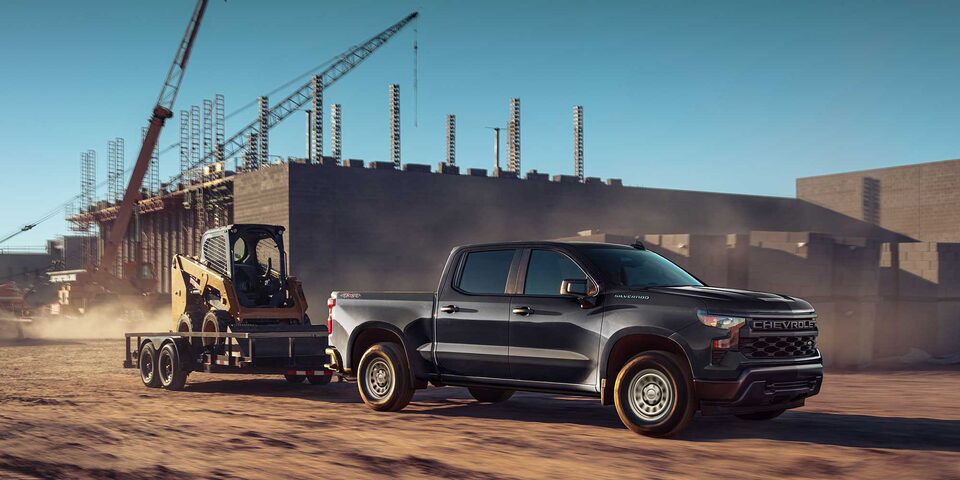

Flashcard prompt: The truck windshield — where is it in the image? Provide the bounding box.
[579,246,702,289]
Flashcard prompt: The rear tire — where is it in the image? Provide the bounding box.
[613,350,695,437]
[284,374,306,383]
[158,343,188,391]
[468,387,514,403]
[139,342,161,388]
[736,409,786,421]
[357,342,415,412]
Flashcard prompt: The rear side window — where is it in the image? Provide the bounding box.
[524,250,587,296]
[458,250,516,295]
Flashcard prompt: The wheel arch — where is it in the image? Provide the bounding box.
[600,328,695,406]
[348,322,413,371]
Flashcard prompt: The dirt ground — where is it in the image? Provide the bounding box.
[0,339,958,479]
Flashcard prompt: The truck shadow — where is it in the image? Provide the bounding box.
[683,411,960,451]
[407,392,960,452]
[183,377,360,404]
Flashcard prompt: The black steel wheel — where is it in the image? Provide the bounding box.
[613,351,695,437]
[139,342,161,388]
[468,387,514,403]
[736,409,786,421]
[357,342,415,412]
[158,343,188,391]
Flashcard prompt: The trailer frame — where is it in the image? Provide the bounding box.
[123,329,331,377]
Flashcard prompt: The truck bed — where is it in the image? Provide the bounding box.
[330,291,436,373]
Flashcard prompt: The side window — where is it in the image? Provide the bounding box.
[524,250,587,296]
[458,249,516,295]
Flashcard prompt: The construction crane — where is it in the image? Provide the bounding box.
[47,0,210,316]
[172,11,419,182]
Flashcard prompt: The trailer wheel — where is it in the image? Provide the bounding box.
[306,373,331,385]
[138,342,161,388]
[468,387,514,403]
[284,374,306,383]
[613,350,695,438]
[357,342,415,412]
[158,343,188,391]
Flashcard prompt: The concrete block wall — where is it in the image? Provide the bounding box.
[798,159,960,242]
[642,234,728,286]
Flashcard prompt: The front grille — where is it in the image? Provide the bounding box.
[740,335,817,359]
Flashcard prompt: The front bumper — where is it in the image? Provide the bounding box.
[694,363,823,416]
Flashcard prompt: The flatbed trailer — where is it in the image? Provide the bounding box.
[123,328,332,390]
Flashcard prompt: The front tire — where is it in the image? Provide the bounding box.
[158,343,188,391]
[613,351,695,437]
[357,342,415,412]
[468,387,514,403]
[139,342,161,388]
[736,409,786,421]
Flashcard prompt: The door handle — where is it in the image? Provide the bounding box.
[440,305,460,314]
[512,306,534,316]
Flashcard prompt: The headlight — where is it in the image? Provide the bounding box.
[698,311,746,329]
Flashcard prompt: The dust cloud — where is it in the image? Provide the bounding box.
[19,302,168,340]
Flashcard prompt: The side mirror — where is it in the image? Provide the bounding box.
[561,278,599,309]
[560,279,588,296]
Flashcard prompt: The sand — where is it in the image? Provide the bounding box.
[0,339,958,479]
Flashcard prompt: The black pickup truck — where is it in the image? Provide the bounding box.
[324,241,822,437]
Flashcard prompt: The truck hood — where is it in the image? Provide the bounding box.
[641,285,814,315]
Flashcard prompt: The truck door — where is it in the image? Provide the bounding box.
[508,248,601,386]
[434,248,520,379]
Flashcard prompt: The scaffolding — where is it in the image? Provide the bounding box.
[190,104,201,182]
[179,109,190,180]
[446,114,456,165]
[508,98,521,174]
[203,99,213,165]
[311,75,323,163]
[215,94,225,166]
[331,104,342,164]
[390,84,401,168]
[244,132,259,171]
[107,137,125,202]
[258,96,269,167]
[574,105,584,182]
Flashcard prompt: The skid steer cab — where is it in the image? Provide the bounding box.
[172,224,313,335]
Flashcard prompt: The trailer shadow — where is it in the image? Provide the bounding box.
[183,377,361,404]
[406,391,960,452]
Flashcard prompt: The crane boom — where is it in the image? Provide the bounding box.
[172,11,418,182]
[98,0,209,274]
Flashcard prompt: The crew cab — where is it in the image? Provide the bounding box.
[324,241,823,437]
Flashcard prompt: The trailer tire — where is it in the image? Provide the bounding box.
[139,342,161,388]
[284,374,306,383]
[357,342,415,412]
[306,374,331,385]
[158,343,188,391]
[468,387,514,403]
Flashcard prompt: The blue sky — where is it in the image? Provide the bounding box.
[2,0,959,245]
